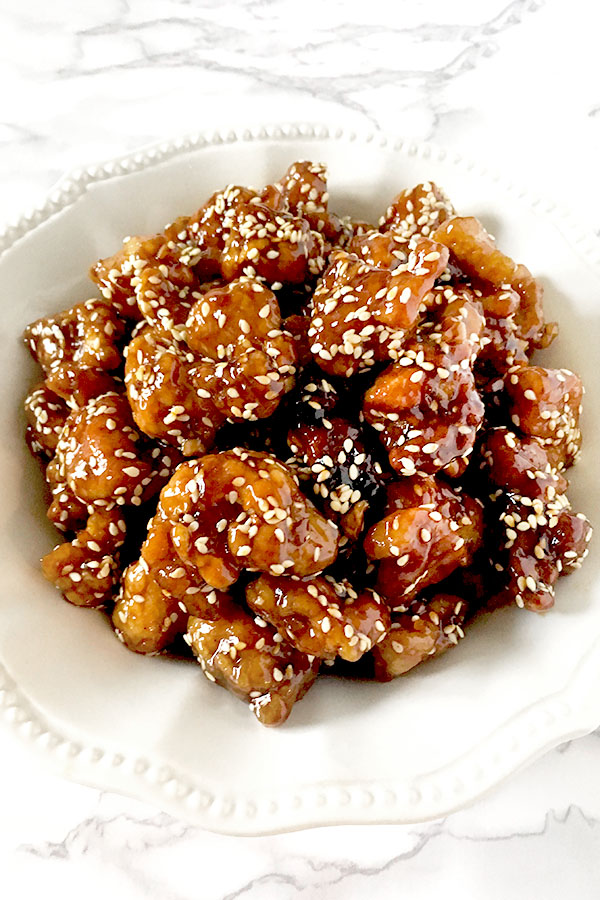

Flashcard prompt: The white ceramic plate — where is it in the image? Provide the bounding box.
[1,124,598,835]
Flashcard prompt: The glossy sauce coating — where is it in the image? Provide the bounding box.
[503,364,582,469]
[364,293,485,477]
[41,508,126,607]
[379,181,455,240]
[307,237,449,377]
[433,216,556,350]
[372,593,467,680]
[24,298,126,403]
[23,160,592,726]
[187,594,320,727]
[246,573,390,662]
[364,477,483,607]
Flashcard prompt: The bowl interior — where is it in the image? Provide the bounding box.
[1,132,599,830]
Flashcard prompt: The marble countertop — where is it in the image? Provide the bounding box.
[2,0,600,896]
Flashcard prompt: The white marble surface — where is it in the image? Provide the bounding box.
[2,0,600,896]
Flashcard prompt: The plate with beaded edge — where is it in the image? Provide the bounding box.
[0,123,598,834]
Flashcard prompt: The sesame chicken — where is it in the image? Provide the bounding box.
[503,364,583,469]
[90,233,172,319]
[363,294,485,477]
[491,494,591,612]
[380,181,456,239]
[372,593,467,680]
[24,382,69,457]
[222,199,326,285]
[186,277,297,421]
[156,449,339,590]
[480,427,568,502]
[308,236,449,378]
[53,392,154,508]
[23,161,592,725]
[113,544,231,655]
[364,478,483,607]
[433,215,557,350]
[41,508,126,608]
[125,276,297,455]
[124,326,225,456]
[260,159,346,247]
[480,423,592,612]
[246,573,390,662]
[187,595,320,727]
[24,298,126,405]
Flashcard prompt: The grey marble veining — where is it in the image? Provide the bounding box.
[1,1,600,897]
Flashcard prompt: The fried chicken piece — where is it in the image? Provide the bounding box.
[41,508,126,607]
[24,383,69,458]
[364,477,483,607]
[164,185,258,275]
[187,595,320,726]
[308,237,449,377]
[433,215,556,349]
[481,424,592,612]
[480,427,568,502]
[380,181,455,240]
[24,298,126,404]
[372,593,466,680]
[125,327,224,456]
[153,449,339,591]
[222,199,326,285]
[504,365,583,469]
[475,285,530,388]
[260,159,345,246]
[113,549,228,654]
[364,293,485,477]
[246,573,389,662]
[54,392,153,507]
[134,258,198,336]
[186,277,297,420]
[493,494,592,612]
[126,277,298,455]
[90,233,168,319]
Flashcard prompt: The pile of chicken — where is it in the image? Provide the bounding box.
[24,161,592,726]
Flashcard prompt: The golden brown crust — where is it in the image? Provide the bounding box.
[21,162,592,726]
[372,594,467,680]
[246,573,390,662]
[187,596,320,727]
[364,478,483,606]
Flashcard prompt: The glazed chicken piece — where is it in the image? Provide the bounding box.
[308,237,449,378]
[433,215,556,350]
[157,449,339,590]
[246,573,390,662]
[363,292,485,478]
[187,595,320,727]
[41,508,126,608]
[24,298,126,404]
[364,477,483,607]
[481,425,592,612]
[125,277,297,455]
[24,382,69,458]
[372,593,467,680]
[503,364,583,469]
[379,181,455,240]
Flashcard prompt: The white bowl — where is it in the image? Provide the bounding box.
[1,124,598,835]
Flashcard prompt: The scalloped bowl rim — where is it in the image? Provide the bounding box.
[1,122,599,835]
